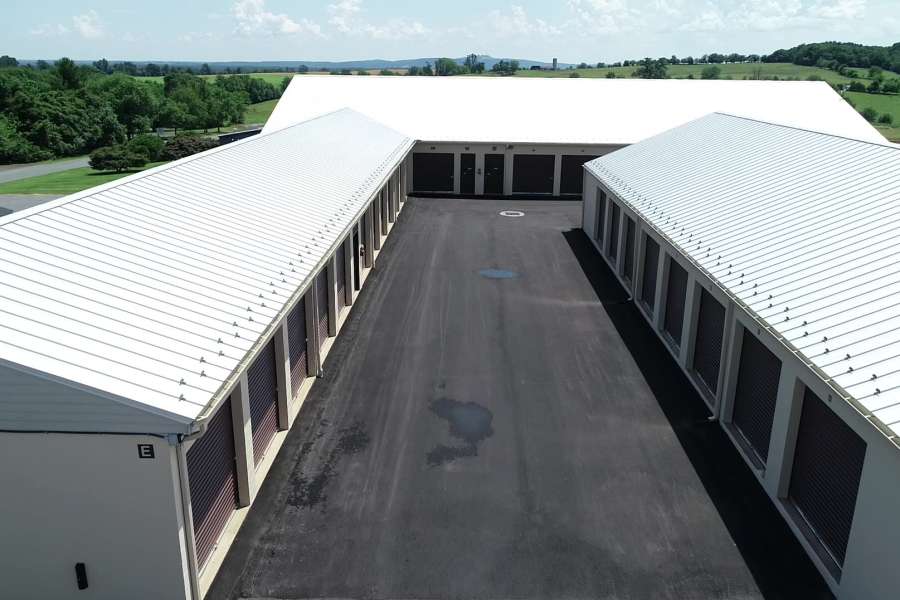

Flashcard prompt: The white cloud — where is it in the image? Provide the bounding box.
[490,5,562,37]
[179,31,220,43]
[328,0,430,40]
[72,10,104,39]
[328,0,363,34]
[566,0,638,35]
[808,0,866,19]
[674,0,865,32]
[29,23,69,37]
[231,0,323,37]
[362,19,430,40]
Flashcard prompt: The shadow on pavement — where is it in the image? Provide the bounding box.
[562,228,834,600]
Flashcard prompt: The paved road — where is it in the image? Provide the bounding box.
[211,199,832,600]
[0,195,63,216]
[0,157,89,185]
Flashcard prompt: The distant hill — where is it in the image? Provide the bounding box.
[19,55,571,71]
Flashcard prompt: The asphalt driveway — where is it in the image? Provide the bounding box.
[210,198,831,600]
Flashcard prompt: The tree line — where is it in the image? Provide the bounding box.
[766,42,900,75]
[0,57,288,164]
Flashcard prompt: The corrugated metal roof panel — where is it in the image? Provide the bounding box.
[264,76,884,145]
[585,113,900,439]
[0,108,413,428]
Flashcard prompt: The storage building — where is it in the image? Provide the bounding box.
[581,112,900,600]
[264,76,881,198]
[0,108,412,600]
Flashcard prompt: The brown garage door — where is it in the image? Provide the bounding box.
[560,155,599,195]
[692,289,726,395]
[622,217,636,282]
[412,153,454,192]
[663,259,688,348]
[287,297,308,395]
[789,388,866,567]
[248,339,279,465]
[187,399,238,568]
[512,154,554,194]
[732,330,782,464]
[316,268,330,348]
[595,189,606,244]
[640,235,660,312]
[336,241,347,311]
[608,203,620,260]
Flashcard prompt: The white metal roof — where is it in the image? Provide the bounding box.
[264,75,884,145]
[585,113,900,440]
[0,108,412,429]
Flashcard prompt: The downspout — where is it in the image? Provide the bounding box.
[173,418,209,600]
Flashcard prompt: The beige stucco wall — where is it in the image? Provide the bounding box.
[0,432,191,600]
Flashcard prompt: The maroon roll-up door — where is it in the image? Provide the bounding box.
[789,388,866,567]
[732,330,782,464]
[595,189,606,244]
[248,339,279,465]
[352,228,361,290]
[287,297,308,395]
[608,203,620,260]
[316,268,330,348]
[187,399,238,569]
[692,289,726,395]
[641,235,660,312]
[336,242,347,311]
[623,217,636,282]
[663,259,688,348]
[380,191,389,235]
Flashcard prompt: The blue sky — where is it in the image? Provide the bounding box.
[4,1,898,63]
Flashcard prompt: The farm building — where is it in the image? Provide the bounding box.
[582,112,900,599]
[265,76,881,197]
[0,76,897,600]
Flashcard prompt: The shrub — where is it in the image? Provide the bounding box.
[162,135,219,161]
[89,145,146,172]
[569,72,581,78]
[882,80,900,94]
[0,115,52,163]
[127,133,164,162]
[605,71,616,78]
[700,65,721,80]
[861,107,879,122]
[848,80,866,93]
[878,113,894,125]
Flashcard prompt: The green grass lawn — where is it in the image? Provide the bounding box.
[844,91,900,142]
[509,63,861,84]
[0,162,166,195]
[244,99,279,125]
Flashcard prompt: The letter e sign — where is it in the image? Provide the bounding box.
[137,444,155,459]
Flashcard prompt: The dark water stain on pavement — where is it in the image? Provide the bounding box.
[479,268,519,279]
[427,397,494,467]
[287,422,370,509]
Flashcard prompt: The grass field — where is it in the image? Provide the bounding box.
[845,91,900,141]
[244,99,278,125]
[0,162,166,195]
[510,63,867,84]
[136,72,291,86]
